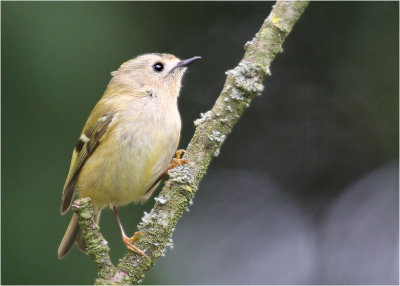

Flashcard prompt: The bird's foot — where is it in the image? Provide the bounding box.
[122,231,150,260]
[168,149,190,170]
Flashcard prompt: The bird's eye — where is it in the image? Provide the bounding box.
[153,62,164,72]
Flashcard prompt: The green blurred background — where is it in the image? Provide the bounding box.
[2,1,398,284]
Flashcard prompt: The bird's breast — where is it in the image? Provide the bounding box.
[77,101,181,209]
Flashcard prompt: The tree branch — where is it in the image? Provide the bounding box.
[72,198,117,280]
[72,1,309,284]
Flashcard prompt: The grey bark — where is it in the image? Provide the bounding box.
[72,1,310,284]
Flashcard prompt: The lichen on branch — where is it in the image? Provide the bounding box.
[72,1,309,284]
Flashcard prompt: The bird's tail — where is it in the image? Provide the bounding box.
[58,210,101,259]
[58,212,81,259]
[58,209,101,259]
[58,213,95,259]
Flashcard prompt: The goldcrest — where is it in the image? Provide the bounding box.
[58,53,201,259]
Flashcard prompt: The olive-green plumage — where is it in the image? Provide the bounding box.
[58,53,200,258]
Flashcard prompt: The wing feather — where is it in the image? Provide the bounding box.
[60,113,115,214]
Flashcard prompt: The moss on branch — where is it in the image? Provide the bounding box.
[72,1,309,284]
[72,198,116,281]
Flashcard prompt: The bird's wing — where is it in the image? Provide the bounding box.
[60,112,115,214]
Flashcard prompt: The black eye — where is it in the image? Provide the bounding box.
[153,62,164,72]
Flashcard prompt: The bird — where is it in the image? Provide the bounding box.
[58,53,201,259]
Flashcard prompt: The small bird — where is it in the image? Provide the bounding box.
[58,53,201,259]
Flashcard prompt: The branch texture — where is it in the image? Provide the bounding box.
[72,198,116,280]
[72,1,309,284]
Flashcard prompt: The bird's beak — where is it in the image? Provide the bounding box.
[173,56,202,71]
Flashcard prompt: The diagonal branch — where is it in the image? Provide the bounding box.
[72,198,116,280]
[72,1,309,284]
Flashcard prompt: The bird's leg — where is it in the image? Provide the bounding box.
[112,206,149,260]
[168,149,190,170]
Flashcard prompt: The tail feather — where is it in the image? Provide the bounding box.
[58,210,101,259]
[58,213,80,259]
[75,231,87,254]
